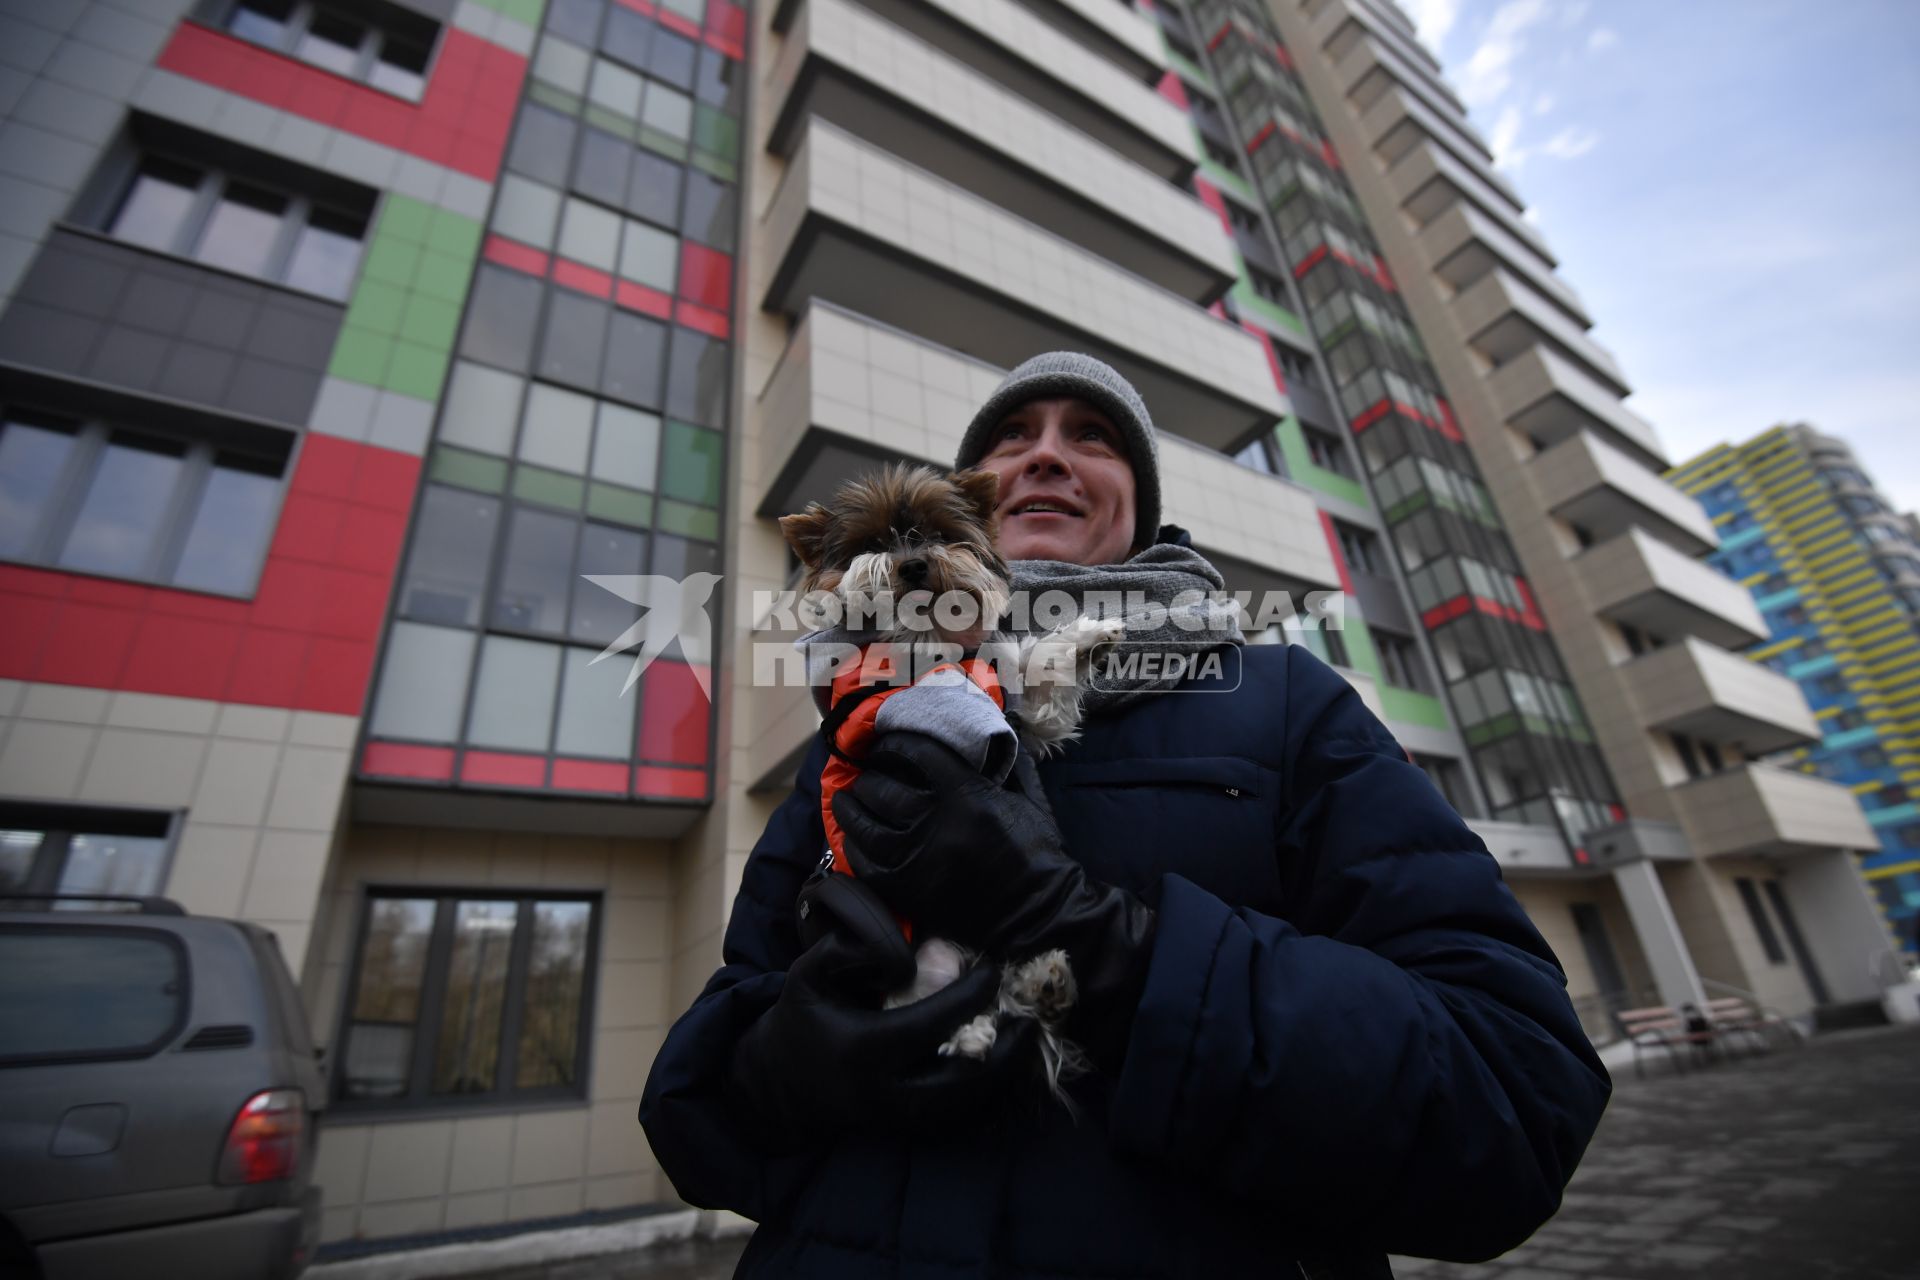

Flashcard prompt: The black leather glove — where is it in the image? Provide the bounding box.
[832,733,1157,1072]
[729,882,1040,1146]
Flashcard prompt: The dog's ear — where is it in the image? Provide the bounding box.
[951,468,1000,523]
[778,504,832,567]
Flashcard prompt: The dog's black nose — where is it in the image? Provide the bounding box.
[898,557,928,584]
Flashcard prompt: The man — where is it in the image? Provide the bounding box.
[641,353,1610,1278]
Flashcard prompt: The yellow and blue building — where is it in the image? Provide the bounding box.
[1671,424,1920,954]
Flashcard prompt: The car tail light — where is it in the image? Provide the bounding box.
[217,1089,305,1185]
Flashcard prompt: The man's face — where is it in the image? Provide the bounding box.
[977,397,1137,565]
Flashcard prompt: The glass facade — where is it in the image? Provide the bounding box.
[1170,0,1619,845]
[358,0,743,803]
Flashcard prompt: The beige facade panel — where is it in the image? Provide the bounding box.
[767,0,1235,302]
[1484,346,1666,470]
[1620,637,1821,756]
[1576,528,1769,649]
[308,824,674,1244]
[1468,817,1584,876]
[1531,430,1717,555]
[0,682,352,978]
[1418,202,1589,326]
[813,0,1195,179]
[1450,269,1627,397]
[761,123,1287,451]
[1030,0,1169,82]
[1385,137,1554,265]
[1669,764,1877,859]
[756,304,1339,591]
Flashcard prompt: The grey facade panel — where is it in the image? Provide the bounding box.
[1349,565,1411,633]
[0,230,340,427]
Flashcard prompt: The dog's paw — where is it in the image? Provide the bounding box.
[938,1013,998,1059]
[1003,950,1077,1024]
[1069,614,1127,652]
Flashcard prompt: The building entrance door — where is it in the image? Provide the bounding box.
[1571,902,1628,1010]
[1765,880,1832,1005]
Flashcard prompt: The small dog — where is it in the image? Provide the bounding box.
[779,463,1118,1103]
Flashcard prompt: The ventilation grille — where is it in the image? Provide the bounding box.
[181,1025,254,1051]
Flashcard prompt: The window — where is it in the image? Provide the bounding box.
[1201,137,1242,175]
[0,805,175,904]
[0,928,186,1065]
[1334,520,1380,574]
[216,0,438,100]
[1411,754,1477,817]
[1832,709,1867,731]
[1374,631,1428,692]
[1302,425,1354,479]
[101,149,370,300]
[1856,746,1889,769]
[1283,613,1348,668]
[0,406,291,596]
[1233,434,1279,475]
[1246,265,1290,308]
[1225,200,1262,237]
[1900,825,1920,851]
[1877,784,1909,809]
[1734,877,1787,965]
[335,892,598,1108]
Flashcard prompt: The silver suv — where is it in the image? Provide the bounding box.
[0,896,324,1280]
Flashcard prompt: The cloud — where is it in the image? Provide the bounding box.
[1458,0,1549,106]
[1539,125,1601,159]
[1588,27,1619,52]
[1533,92,1555,115]
[1488,105,1527,167]
[1399,0,1462,48]
[1561,0,1590,24]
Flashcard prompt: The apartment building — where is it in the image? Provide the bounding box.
[1671,424,1920,956]
[0,0,1897,1248]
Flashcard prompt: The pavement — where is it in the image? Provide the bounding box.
[442,1024,1920,1280]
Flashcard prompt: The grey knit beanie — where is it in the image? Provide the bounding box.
[953,352,1161,552]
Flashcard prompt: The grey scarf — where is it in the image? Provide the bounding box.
[1009,543,1245,717]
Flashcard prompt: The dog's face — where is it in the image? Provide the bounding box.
[779,464,1011,647]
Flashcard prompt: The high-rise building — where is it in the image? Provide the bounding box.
[0,0,1899,1247]
[1671,423,1920,955]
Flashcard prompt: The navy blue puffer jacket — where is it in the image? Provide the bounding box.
[640,644,1610,1277]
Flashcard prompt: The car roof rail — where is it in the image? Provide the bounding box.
[0,894,188,915]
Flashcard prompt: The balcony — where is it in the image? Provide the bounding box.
[1531,430,1717,554]
[1468,817,1582,877]
[1485,346,1667,471]
[756,304,1341,600]
[1452,269,1628,397]
[1361,83,1519,214]
[768,0,1236,303]
[1385,138,1553,264]
[1670,764,1876,859]
[1418,201,1590,326]
[1576,528,1768,649]
[1009,0,1168,83]
[1621,637,1820,756]
[761,122,1287,453]
[1158,433,1343,597]
[800,0,1195,180]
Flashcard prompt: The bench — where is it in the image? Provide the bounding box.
[1613,1004,1719,1078]
[1700,995,1796,1056]
[1614,998,1793,1077]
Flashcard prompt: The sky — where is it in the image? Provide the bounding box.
[1393,0,1920,510]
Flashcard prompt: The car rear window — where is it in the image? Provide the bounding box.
[0,927,187,1064]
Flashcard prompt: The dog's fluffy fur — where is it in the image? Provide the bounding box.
[780,464,1115,1107]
